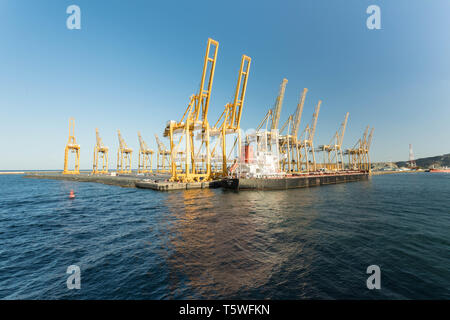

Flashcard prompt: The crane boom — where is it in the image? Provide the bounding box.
[95,128,105,148]
[229,55,251,130]
[118,130,128,149]
[309,100,321,142]
[362,126,369,149]
[138,131,150,151]
[154,134,167,152]
[367,128,374,150]
[338,112,349,147]
[292,88,308,138]
[271,78,288,131]
[192,38,219,123]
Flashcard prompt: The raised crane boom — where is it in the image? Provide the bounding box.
[271,78,288,131]
[362,126,369,148]
[137,131,153,173]
[155,134,167,152]
[366,128,374,151]
[117,130,132,174]
[118,130,129,150]
[212,55,251,132]
[138,131,150,152]
[95,128,106,149]
[228,54,251,130]
[178,38,219,125]
[92,128,109,174]
[309,100,321,142]
[338,112,349,147]
[292,88,308,138]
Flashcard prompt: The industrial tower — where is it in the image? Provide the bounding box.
[63,117,80,175]
[138,132,154,173]
[117,130,132,174]
[92,128,109,174]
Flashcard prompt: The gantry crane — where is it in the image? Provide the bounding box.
[279,88,308,173]
[257,79,288,135]
[154,134,171,173]
[63,117,80,175]
[210,54,251,177]
[117,130,132,174]
[92,128,108,174]
[363,128,374,172]
[254,79,288,164]
[271,78,288,132]
[163,38,219,182]
[138,132,154,174]
[298,100,321,172]
[317,112,349,171]
[345,126,369,171]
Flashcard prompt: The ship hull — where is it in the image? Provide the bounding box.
[223,172,369,191]
[429,169,450,173]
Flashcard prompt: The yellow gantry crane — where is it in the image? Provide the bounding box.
[257,79,289,134]
[317,112,349,171]
[117,130,132,174]
[154,134,171,173]
[298,100,321,172]
[137,131,154,174]
[345,126,373,171]
[363,127,374,172]
[255,78,288,163]
[92,128,109,174]
[63,117,80,175]
[271,78,288,133]
[210,54,251,177]
[279,88,308,173]
[163,38,219,182]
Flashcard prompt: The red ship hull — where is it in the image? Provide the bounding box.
[429,169,450,173]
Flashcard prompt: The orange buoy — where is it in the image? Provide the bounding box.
[69,190,75,199]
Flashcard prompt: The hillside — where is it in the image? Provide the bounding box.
[395,153,450,168]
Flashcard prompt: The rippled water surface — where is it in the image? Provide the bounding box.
[0,173,449,299]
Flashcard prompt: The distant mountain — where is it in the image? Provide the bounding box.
[395,153,450,168]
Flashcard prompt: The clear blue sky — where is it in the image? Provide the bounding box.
[0,0,449,170]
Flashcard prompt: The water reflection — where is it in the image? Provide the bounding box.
[163,188,321,298]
